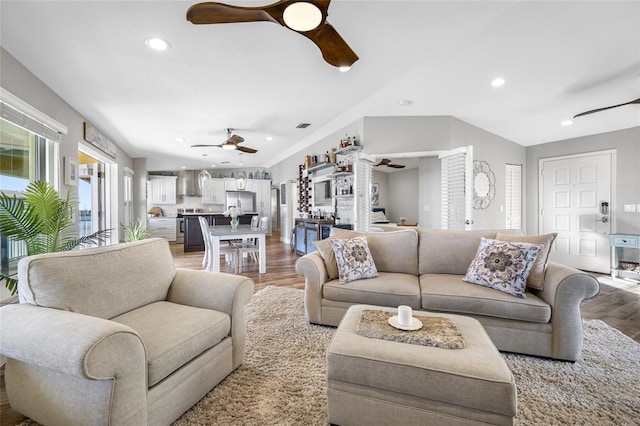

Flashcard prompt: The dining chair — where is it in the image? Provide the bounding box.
[233,216,269,273]
[198,216,237,272]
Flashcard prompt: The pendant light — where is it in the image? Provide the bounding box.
[198,154,211,189]
[235,171,247,190]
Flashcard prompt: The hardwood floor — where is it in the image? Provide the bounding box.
[1,231,639,425]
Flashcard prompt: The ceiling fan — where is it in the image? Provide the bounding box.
[374,159,405,169]
[191,129,258,153]
[574,97,640,118]
[186,0,359,70]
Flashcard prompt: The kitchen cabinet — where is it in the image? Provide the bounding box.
[295,218,333,255]
[148,176,177,205]
[246,179,271,215]
[147,217,176,241]
[202,179,225,205]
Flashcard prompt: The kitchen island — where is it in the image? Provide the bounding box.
[183,213,257,252]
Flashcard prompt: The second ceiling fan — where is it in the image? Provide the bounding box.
[191,129,258,153]
[186,0,359,70]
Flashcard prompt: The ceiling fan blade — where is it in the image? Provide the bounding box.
[301,23,359,68]
[236,145,258,154]
[389,164,406,169]
[187,2,276,25]
[228,134,244,144]
[574,97,640,118]
[190,144,223,148]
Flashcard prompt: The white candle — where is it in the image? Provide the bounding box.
[398,305,412,326]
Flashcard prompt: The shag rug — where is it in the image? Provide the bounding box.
[17,286,640,425]
[174,286,640,425]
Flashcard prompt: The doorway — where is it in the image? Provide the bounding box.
[539,150,615,273]
[78,152,106,240]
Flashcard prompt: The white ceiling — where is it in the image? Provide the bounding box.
[1,1,639,172]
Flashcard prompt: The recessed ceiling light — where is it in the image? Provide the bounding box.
[561,120,573,126]
[266,136,274,141]
[144,37,171,51]
[210,164,216,168]
[175,137,186,143]
[491,77,506,87]
[181,166,187,169]
[398,99,413,107]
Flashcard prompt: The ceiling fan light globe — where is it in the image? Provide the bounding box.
[283,2,323,32]
[222,143,237,150]
[338,66,351,72]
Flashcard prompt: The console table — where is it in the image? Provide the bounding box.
[609,233,640,280]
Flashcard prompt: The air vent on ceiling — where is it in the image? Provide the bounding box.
[296,123,311,129]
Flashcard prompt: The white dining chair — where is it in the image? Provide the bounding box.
[198,216,237,272]
[233,216,269,273]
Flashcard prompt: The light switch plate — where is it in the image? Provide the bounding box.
[623,204,637,213]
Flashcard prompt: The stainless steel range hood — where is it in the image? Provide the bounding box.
[177,170,202,197]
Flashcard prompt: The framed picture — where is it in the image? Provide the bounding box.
[371,183,379,206]
[65,156,78,186]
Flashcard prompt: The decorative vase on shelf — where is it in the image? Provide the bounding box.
[230,217,239,230]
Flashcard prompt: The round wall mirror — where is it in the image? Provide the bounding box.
[473,160,495,209]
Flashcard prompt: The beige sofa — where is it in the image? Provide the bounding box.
[295,228,600,361]
[0,238,254,426]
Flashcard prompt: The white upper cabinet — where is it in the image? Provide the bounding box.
[148,176,177,205]
[202,179,226,205]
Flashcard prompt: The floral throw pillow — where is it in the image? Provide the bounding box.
[464,238,543,298]
[329,236,378,284]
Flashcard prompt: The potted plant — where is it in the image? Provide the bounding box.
[0,180,111,295]
[121,218,149,242]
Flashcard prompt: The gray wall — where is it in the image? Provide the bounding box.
[386,168,419,224]
[526,126,640,235]
[1,47,134,239]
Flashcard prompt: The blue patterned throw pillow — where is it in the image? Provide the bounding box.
[329,236,378,284]
[464,238,543,298]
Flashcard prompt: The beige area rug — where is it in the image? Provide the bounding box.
[18,286,640,425]
[175,286,640,426]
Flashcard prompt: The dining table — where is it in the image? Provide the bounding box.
[209,225,268,273]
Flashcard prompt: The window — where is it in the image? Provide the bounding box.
[505,164,522,229]
[0,118,47,193]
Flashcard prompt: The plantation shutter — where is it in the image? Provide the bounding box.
[440,147,472,230]
[353,157,372,231]
[505,163,522,229]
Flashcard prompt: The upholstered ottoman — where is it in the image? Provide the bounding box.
[327,305,517,426]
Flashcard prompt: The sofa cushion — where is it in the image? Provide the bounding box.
[313,239,340,279]
[112,301,230,387]
[323,272,421,309]
[18,238,176,319]
[418,229,522,275]
[330,236,378,284]
[329,228,419,275]
[463,238,543,298]
[421,274,551,323]
[495,232,557,291]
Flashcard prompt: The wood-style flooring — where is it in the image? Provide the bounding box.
[2,231,639,425]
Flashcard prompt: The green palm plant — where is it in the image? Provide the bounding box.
[0,180,111,295]
[121,218,149,242]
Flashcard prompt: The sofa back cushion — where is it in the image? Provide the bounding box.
[418,229,522,275]
[327,228,419,275]
[18,238,176,319]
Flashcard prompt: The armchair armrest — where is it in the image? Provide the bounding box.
[167,269,254,368]
[0,304,147,424]
[538,262,600,360]
[295,252,329,324]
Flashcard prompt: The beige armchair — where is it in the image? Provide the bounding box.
[0,238,253,426]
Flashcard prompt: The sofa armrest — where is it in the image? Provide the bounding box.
[538,262,600,360]
[295,252,329,324]
[0,304,147,424]
[167,269,254,368]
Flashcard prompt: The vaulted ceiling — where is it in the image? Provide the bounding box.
[1,1,639,171]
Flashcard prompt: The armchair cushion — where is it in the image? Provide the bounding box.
[18,238,176,319]
[112,301,230,387]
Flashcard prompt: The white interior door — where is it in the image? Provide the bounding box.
[440,146,473,230]
[540,151,614,273]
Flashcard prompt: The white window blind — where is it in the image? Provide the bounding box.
[440,149,469,230]
[353,157,372,231]
[505,163,522,230]
[0,88,67,142]
[123,167,134,228]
